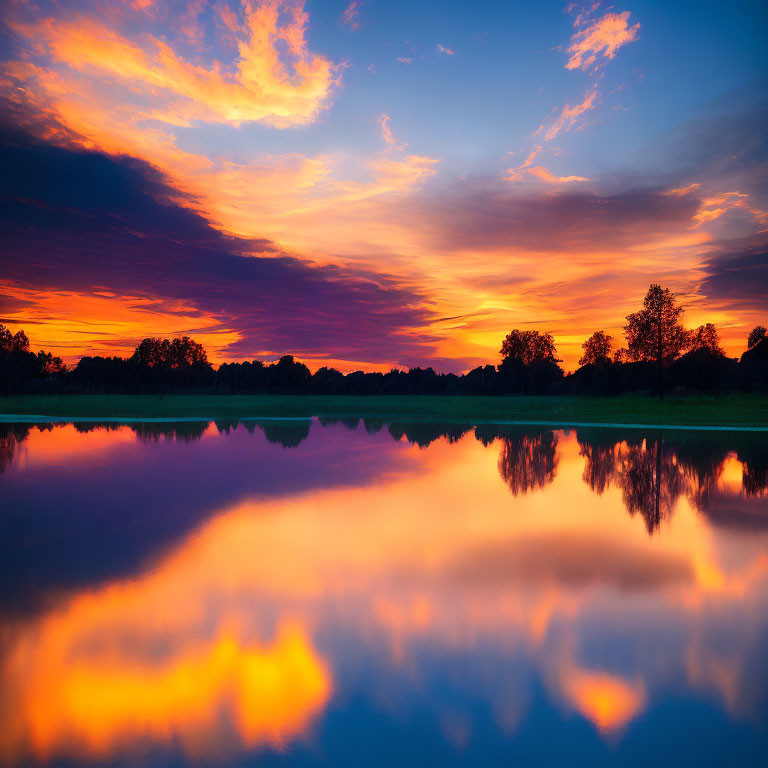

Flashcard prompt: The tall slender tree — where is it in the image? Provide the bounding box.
[624,285,689,400]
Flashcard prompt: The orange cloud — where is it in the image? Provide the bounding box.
[693,191,768,227]
[526,166,589,184]
[663,182,701,197]
[437,44,455,55]
[7,1,339,129]
[536,88,599,141]
[507,165,589,184]
[378,112,405,147]
[367,154,439,191]
[565,11,641,71]
[520,144,543,169]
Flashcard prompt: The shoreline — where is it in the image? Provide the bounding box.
[2,413,768,431]
[2,393,768,430]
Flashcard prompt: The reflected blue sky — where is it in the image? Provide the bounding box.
[1,420,767,766]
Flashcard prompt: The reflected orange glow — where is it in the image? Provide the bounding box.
[8,424,136,469]
[1,622,329,763]
[561,669,646,732]
[1,425,767,763]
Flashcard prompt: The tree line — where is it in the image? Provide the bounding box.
[1,284,767,396]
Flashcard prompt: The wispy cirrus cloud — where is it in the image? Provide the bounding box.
[340,0,361,30]
[534,88,599,142]
[508,166,590,184]
[507,5,638,185]
[519,145,543,169]
[378,113,404,147]
[662,183,701,197]
[692,191,768,227]
[437,44,455,55]
[565,10,641,72]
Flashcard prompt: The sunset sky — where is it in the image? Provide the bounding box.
[1,0,767,372]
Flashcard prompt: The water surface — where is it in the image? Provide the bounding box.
[1,419,767,766]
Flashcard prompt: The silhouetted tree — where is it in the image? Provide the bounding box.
[670,346,736,392]
[127,335,213,392]
[3,314,767,397]
[131,337,167,367]
[497,331,563,394]
[738,336,768,392]
[0,324,67,393]
[264,355,311,392]
[500,330,559,365]
[168,336,208,367]
[689,323,724,355]
[747,325,766,350]
[217,360,266,393]
[131,336,207,368]
[579,331,613,366]
[37,350,65,375]
[613,348,629,363]
[463,364,501,395]
[0,325,30,354]
[312,366,346,394]
[625,284,689,400]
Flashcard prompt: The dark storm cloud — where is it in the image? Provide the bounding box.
[699,235,768,313]
[0,120,437,364]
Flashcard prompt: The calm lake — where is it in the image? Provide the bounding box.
[1,418,767,766]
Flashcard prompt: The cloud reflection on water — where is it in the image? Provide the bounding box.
[0,420,767,765]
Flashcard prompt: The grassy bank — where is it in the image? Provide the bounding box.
[1,393,768,427]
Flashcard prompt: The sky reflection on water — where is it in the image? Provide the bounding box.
[1,419,767,767]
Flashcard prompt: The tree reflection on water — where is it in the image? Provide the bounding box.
[1,419,767,529]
